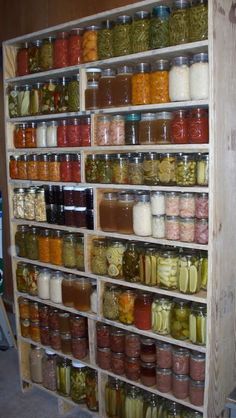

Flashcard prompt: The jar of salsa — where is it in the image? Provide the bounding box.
[114,65,133,107]
[98,68,116,108]
[171,110,189,144]
[49,229,63,266]
[71,154,81,182]
[140,338,156,362]
[96,322,110,348]
[134,292,152,330]
[188,108,209,144]
[110,328,125,353]
[17,42,29,76]
[68,28,83,66]
[125,356,141,381]
[60,154,72,182]
[54,32,68,68]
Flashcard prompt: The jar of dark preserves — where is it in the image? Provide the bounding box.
[140,338,156,363]
[96,322,111,348]
[110,328,125,353]
[140,362,156,387]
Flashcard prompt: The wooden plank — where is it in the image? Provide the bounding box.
[204,1,236,417]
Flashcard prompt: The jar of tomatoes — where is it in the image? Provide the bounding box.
[54,32,69,68]
[134,292,152,330]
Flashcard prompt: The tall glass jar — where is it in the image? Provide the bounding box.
[24,187,36,220]
[56,357,71,396]
[131,11,150,53]
[55,77,69,113]
[99,192,118,232]
[169,0,190,45]
[149,5,170,49]
[189,0,208,42]
[17,42,29,76]
[170,298,191,340]
[54,31,69,68]
[85,81,99,110]
[106,240,126,278]
[42,350,57,391]
[125,113,140,145]
[139,113,156,145]
[98,68,116,108]
[190,53,209,100]
[123,241,140,283]
[110,115,125,145]
[73,277,92,311]
[188,108,209,144]
[113,15,132,57]
[189,303,207,345]
[50,271,63,304]
[190,351,205,381]
[70,361,87,403]
[37,268,50,299]
[129,155,143,185]
[103,285,120,320]
[158,250,179,289]
[98,20,114,60]
[169,56,190,102]
[68,28,83,66]
[159,153,176,185]
[82,25,100,63]
[96,115,111,146]
[16,262,28,292]
[62,233,76,268]
[75,235,85,271]
[8,85,19,118]
[15,226,28,258]
[39,37,54,71]
[114,66,132,106]
[171,109,189,144]
[18,85,31,116]
[105,377,125,418]
[116,193,135,234]
[49,229,63,266]
[132,63,150,105]
[97,154,113,184]
[68,75,80,111]
[91,239,107,275]
[36,122,47,147]
[30,346,44,383]
[143,152,159,185]
[86,369,99,411]
[41,80,56,114]
[30,82,42,115]
[133,193,152,236]
[152,297,172,335]
[178,253,200,294]
[139,245,159,286]
[62,274,75,307]
[112,154,129,184]
[28,40,42,73]
[150,60,170,104]
[134,292,152,330]
[197,154,209,186]
[26,227,38,260]
[118,289,136,325]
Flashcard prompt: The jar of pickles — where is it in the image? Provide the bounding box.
[189,303,207,345]
[150,5,170,49]
[106,240,126,278]
[86,369,99,412]
[152,297,172,335]
[68,75,80,111]
[91,239,107,275]
[118,289,136,325]
[200,253,208,290]
[97,20,114,60]
[55,77,69,113]
[143,152,159,185]
[103,285,120,321]
[26,227,39,260]
[70,361,87,403]
[159,153,176,184]
[169,0,190,45]
[170,299,190,340]
[18,85,31,116]
[41,80,56,113]
[112,154,129,184]
[139,246,159,286]
[176,154,197,186]
[39,37,54,71]
[129,155,143,185]
[28,40,42,73]
[131,11,150,53]
[15,226,28,258]
[158,250,178,289]
[132,63,150,105]
[197,154,209,186]
[113,15,132,57]
[123,241,140,283]
[56,357,71,396]
[178,253,200,294]
[114,66,133,107]
[105,377,125,417]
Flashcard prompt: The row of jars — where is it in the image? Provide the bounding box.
[103,285,207,345]
[8,77,81,117]
[85,152,209,186]
[13,186,94,229]
[29,346,98,410]
[16,264,97,313]
[105,378,204,417]
[16,2,208,77]
[15,226,85,268]
[19,299,90,359]
[13,117,91,148]
[9,153,81,182]
[91,239,208,293]
[85,54,208,111]
[94,108,209,146]
[99,191,208,243]
[96,322,205,380]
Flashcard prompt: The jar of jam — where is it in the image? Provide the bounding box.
[18,297,30,319]
[189,379,204,406]
[124,333,140,358]
[156,368,172,393]
[68,28,82,66]
[140,338,156,363]
[188,108,209,144]
[190,351,205,381]
[54,31,68,68]
[98,68,116,108]
[114,65,132,107]
[64,206,75,227]
[110,328,125,353]
[49,309,60,331]
[72,336,88,359]
[85,81,99,110]
[132,63,150,105]
[125,113,140,145]
[140,362,156,387]
[118,289,136,325]
[172,347,190,375]
[125,356,140,381]
[17,42,29,76]
[60,154,72,182]
[96,322,110,348]
[171,110,189,144]
[134,292,152,330]
[97,347,111,370]
[156,342,172,369]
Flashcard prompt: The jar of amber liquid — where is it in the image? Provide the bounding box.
[98,68,116,108]
[62,274,76,307]
[49,230,63,266]
[85,82,99,110]
[132,63,150,105]
[116,192,135,234]
[113,65,132,106]
[99,192,118,232]
[139,113,156,145]
[150,59,170,104]
[73,278,92,312]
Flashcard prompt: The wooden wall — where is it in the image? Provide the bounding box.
[0,0,137,301]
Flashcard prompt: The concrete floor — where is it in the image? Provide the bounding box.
[0,347,96,418]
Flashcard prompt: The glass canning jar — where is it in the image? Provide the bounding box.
[190,53,209,100]
[39,37,54,71]
[156,342,172,369]
[86,68,101,83]
[125,333,141,358]
[171,109,189,144]
[62,274,75,307]
[173,373,189,399]
[24,187,36,220]
[25,227,39,260]
[68,74,80,111]
[18,154,28,180]
[21,319,30,337]
[14,124,26,148]
[189,379,205,406]
[97,154,113,184]
[140,337,156,362]
[131,11,150,53]
[150,191,165,216]
[113,15,132,57]
[154,112,173,144]
[151,297,172,335]
[70,361,87,403]
[54,31,69,68]
[139,113,156,145]
[106,239,126,278]
[62,233,76,268]
[139,245,159,286]
[18,85,31,116]
[129,155,143,185]
[55,77,69,113]
[98,68,116,108]
[38,228,50,263]
[170,298,191,340]
[179,217,195,243]
[143,152,159,185]
[103,285,120,321]
[73,278,92,312]
[114,65,133,107]
[133,193,152,237]
[70,315,87,338]
[56,357,71,397]
[30,83,42,115]
[176,154,197,186]
[134,292,153,330]
[125,356,141,381]
[27,265,39,296]
[123,241,140,283]
[36,122,47,147]
[189,0,208,42]
[13,188,25,219]
[178,253,200,294]
[156,368,172,393]
[16,262,28,292]
[158,250,179,290]
[35,188,47,222]
[159,153,176,185]
[30,346,44,383]
[85,81,99,110]
[18,297,30,319]
[169,0,190,45]
[49,230,63,266]
[97,19,114,59]
[150,60,170,104]
[48,154,60,181]
[91,239,107,276]
[189,303,207,345]
[86,369,99,412]
[97,347,111,370]
[37,268,50,299]
[196,193,208,219]
[28,40,42,73]
[140,362,156,387]
[188,108,209,144]
[116,193,135,234]
[169,56,190,102]
[68,28,83,66]
[17,42,29,76]
[96,115,111,146]
[15,226,28,258]
[112,154,129,184]
[41,80,56,114]
[50,270,63,304]
[82,25,100,63]
[99,192,118,232]
[96,322,110,348]
[150,5,170,49]
[190,351,205,381]
[197,153,209,186]
[111,351,125,375]
[26,154,38,180]
[75,235,85,271]
[110,328,125,353]
[9,155,19,179]
[42,350,57,391]
[85,154,98,183]
[125,113,140,145]
[172,346,190,375]
[60,154,72,182]
[132,63,150,105]
[8,85,19,118]
[118,289,136,325]
[57,119,68,147]
[110,115,125,145]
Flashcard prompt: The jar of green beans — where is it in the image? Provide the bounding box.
[68,74,80,111]
[98,19,114,59]
[189,0,208,42]
[169,0,190,46]
[131,11,150,53]
[149,5,170,49]
[70,361,87,403]
[113,15,132,57]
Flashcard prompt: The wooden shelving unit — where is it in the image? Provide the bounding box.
[3,1,236,417]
